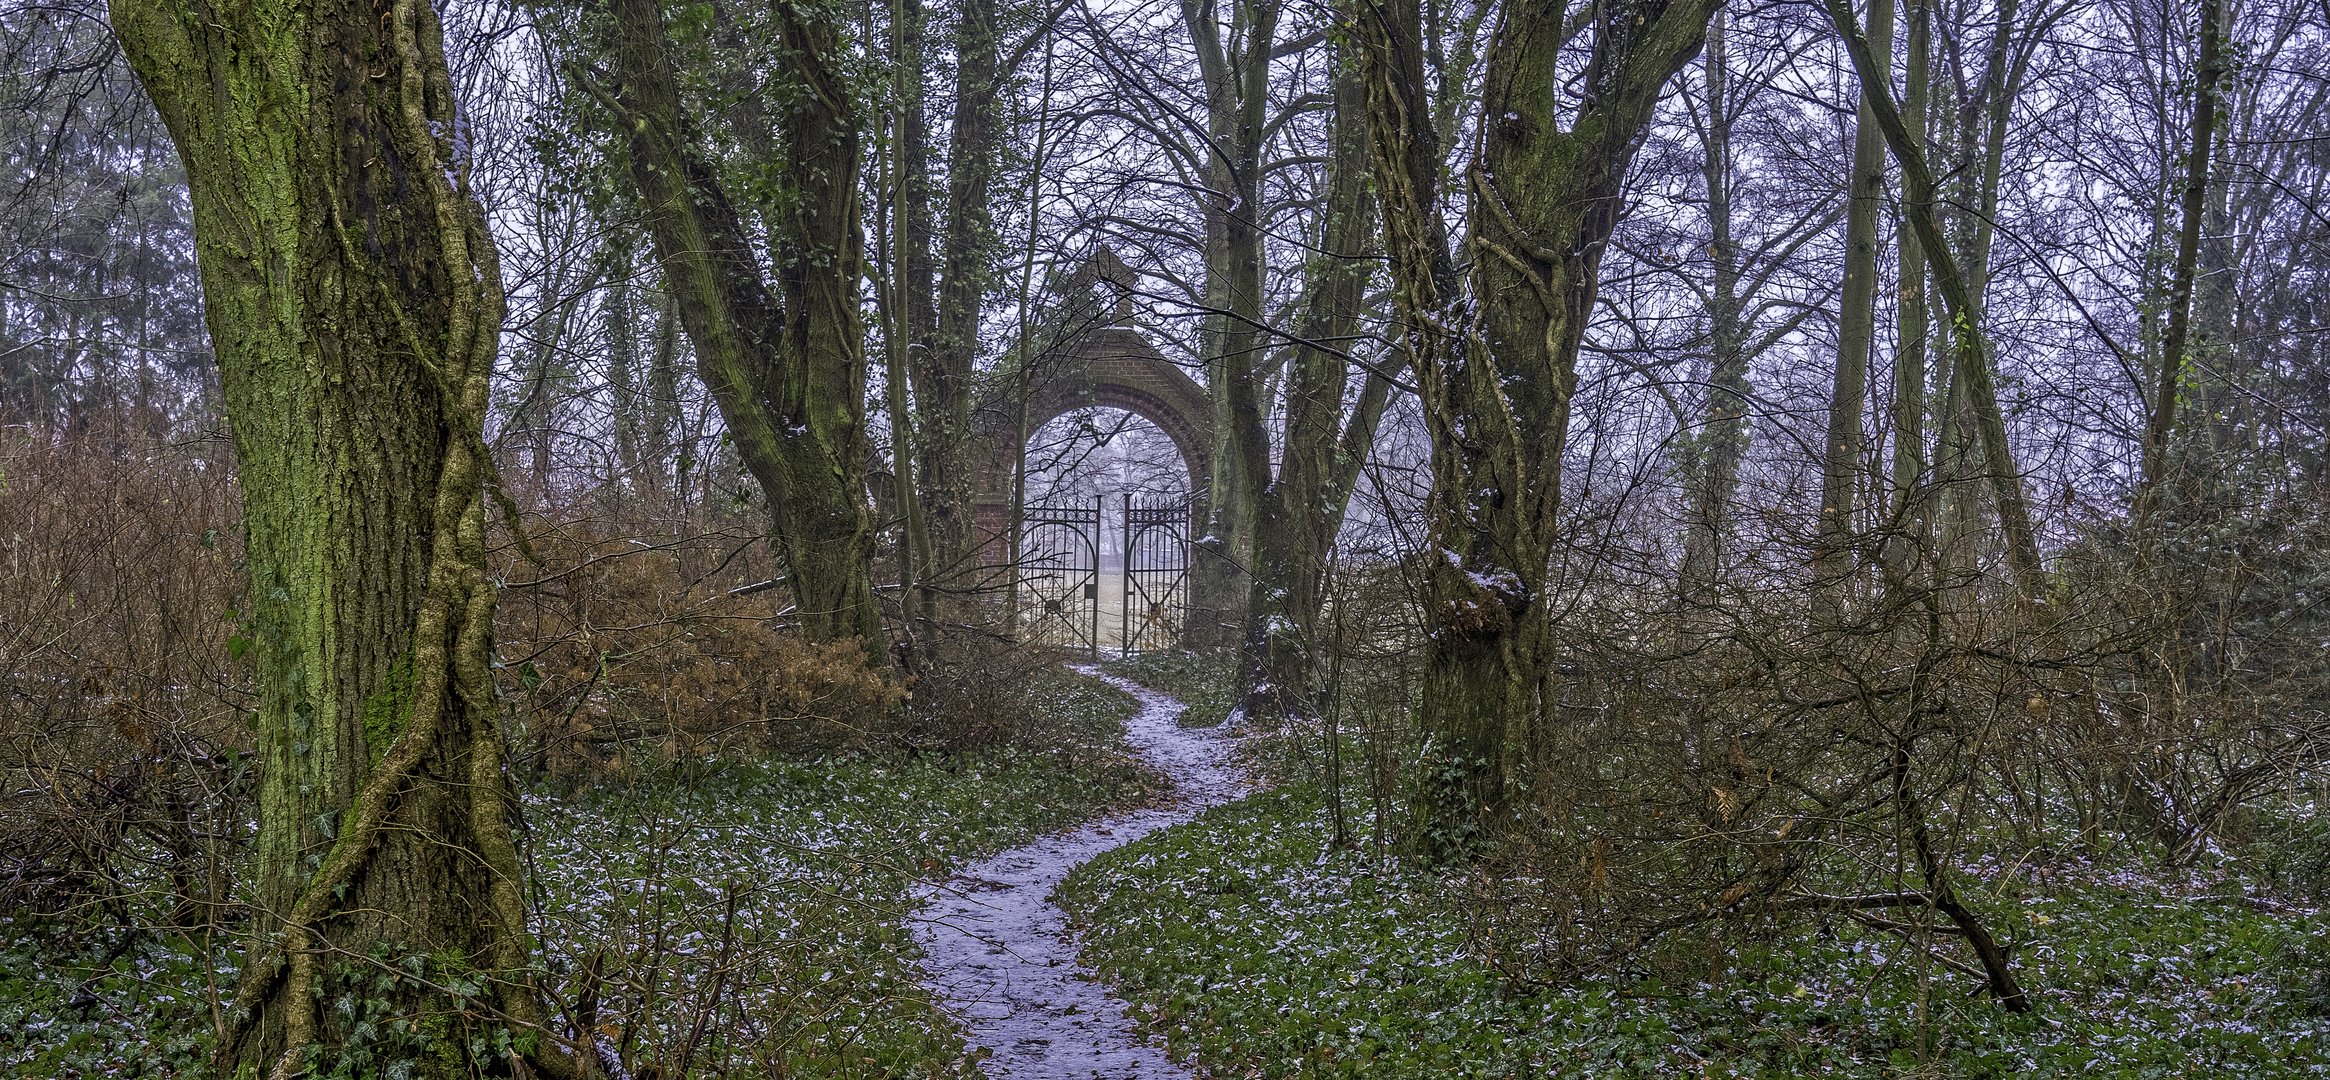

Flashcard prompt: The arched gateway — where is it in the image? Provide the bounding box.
[969,324,1212,537]
[969,253,1213,653]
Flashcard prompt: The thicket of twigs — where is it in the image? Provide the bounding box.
[0,424,1058,943]
[0,422,247,933]
[1244,462,2330,1007]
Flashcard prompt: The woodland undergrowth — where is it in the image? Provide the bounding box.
[0,432,1158,1077]
[1067,640,2330,1078]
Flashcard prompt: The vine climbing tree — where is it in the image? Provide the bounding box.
[109,0,575,1074]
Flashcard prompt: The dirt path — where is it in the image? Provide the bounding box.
[912,666,1245,1078]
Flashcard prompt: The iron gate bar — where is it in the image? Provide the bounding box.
[1120,494,1192,656]
[1018,496,1102,655]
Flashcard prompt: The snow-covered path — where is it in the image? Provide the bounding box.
[912,666,1245,1078]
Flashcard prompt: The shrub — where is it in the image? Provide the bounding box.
[0,423,250,929]
[494,513,904,779]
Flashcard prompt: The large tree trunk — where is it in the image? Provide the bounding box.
[1184,0,1279,648]
[920,0,1004,603]
[869,0,948,650]
[1240,54,1387,724]
[1882,0,1933,564]
[1352,0,1720,855]
[598,0,887,651]
[877,0,939,651]
[111,1,570,1075]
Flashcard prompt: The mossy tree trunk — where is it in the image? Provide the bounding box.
[595,0,887,651]
[1351,0,1720,856]
[110,1,572,1075]
[875,0,940,651]
[919,0,1004,609]
[870,0,1004,641]
[1183,0,1281,648]
[1239,54,1389,725]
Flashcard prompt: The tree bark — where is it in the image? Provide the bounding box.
[1240,52,1386,724]
[597,0,888,651]
[877,0,939,649]
[1184,0,1280,648]
[1883,0,1933,556]
[920,0,1004,600]
[1815,0,1895,609]
[1351,0,1721,855]
[1823,0,2047,605]
[111,1,571,1074]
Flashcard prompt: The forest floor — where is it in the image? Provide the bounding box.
[1064,653,2330,1079]
[912,666,1245,1077]
[2,667,1160,1078]
[12,656,2330,1078]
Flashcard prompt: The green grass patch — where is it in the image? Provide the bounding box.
[1059,782,2330,1079]
[527,666,1155,1076]
[1110,648,1239,728]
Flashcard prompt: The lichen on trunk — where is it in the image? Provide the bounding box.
[111,0,575,1074]
[1349,0,1722,855]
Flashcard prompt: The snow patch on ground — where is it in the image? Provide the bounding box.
[912,665,1248,1078]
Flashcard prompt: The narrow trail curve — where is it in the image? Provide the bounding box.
[912,665,1247,1078]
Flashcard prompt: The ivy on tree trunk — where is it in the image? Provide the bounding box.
[110,0,575,1074]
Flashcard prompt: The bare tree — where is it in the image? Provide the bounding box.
[1349,0,1723,852]
[578,0,889,652]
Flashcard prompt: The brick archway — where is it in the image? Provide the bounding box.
[1021,327,1211,496]
[971,324,1211,558]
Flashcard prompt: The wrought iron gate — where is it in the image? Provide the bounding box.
[1017,498,1101,651]
[1120,495,1191,655]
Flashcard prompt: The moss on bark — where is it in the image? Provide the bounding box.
[111,2,572,1074]
[1349,0,1722,854]
[591,0,888,653]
